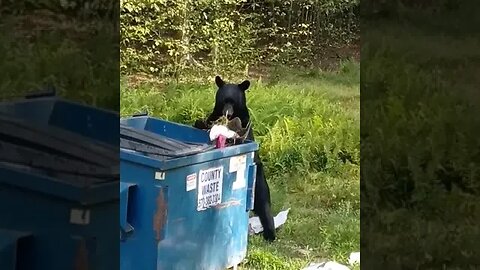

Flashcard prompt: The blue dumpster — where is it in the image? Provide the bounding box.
[120,115,258,270]
[0,96,119,270]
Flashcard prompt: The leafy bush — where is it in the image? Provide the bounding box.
[120,0,359,77]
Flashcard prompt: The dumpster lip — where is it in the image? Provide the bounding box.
[120,141,259,171]
[0,163,119,205]
[120,115,259,170]
[120,116,209,144]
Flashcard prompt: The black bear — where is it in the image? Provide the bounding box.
[194,76,276,241]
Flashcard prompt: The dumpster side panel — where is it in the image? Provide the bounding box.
[0,184,119,270]
[120,161,158,270]
[120,153,254,270]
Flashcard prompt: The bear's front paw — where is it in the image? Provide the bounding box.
[193,119,208,130]
[263,229,276,242]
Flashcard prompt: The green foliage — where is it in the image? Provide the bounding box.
[242,248,304,270]
[121,0,257,77]
[362,3,480,268]
[120,0,359,77]
[0,4,119,110]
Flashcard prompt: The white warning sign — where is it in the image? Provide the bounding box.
[197,166,223,211]
[230,155,247,190]
[186,173,197,191]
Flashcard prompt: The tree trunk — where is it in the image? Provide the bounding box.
[180,0,190,72]
[288,1,293,32]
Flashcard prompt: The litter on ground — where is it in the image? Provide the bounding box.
[348,252,360,265]
[248,208,290,235]
[301,261,351,270]
[248,209,359,270]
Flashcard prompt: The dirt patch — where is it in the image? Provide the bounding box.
[124,73,167,90]
[247,41,360,81]
[122,42,360,85]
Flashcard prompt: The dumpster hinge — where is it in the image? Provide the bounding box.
[120,182,137,240]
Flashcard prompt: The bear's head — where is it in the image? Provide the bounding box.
[212,75,251,121]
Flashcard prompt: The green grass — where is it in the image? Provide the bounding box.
[121,60,360,269]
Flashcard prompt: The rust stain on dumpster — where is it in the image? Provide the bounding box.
[153,188,168,242]
[73,238,89,270]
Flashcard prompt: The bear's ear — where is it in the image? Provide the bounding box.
[215,76,225,88]
[238,80,250,91]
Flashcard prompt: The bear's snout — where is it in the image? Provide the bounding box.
[222,103,234,118]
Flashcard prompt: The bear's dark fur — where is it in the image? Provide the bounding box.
[194,76,276,241]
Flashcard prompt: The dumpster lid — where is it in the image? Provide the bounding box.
[120,124,215,160]
[0,114,118,188]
